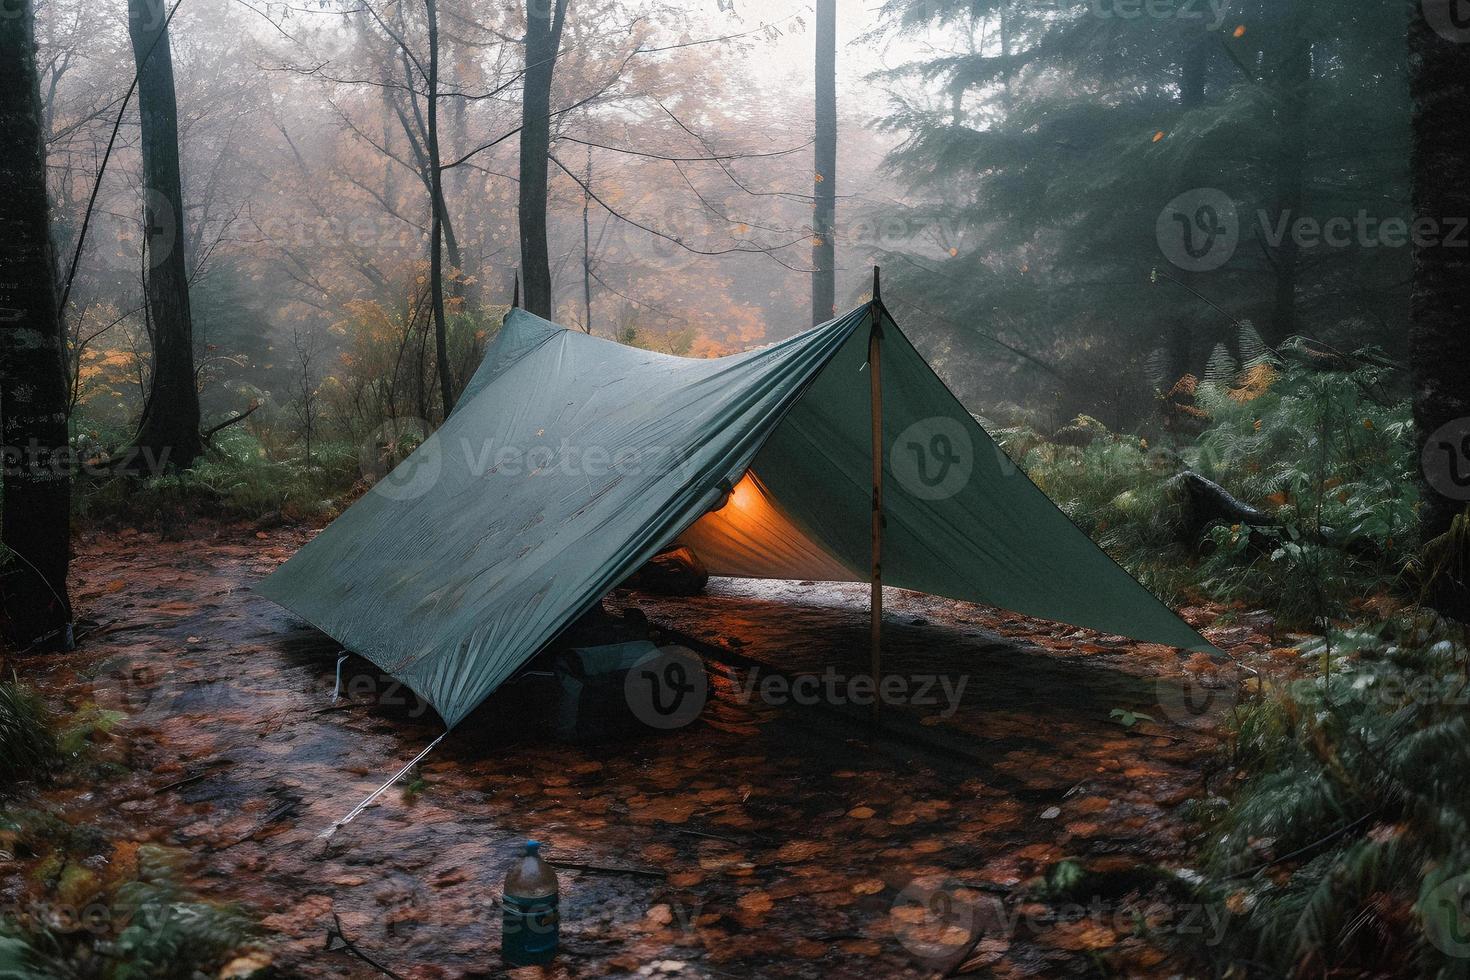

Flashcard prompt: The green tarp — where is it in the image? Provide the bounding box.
[258,303,1212,728]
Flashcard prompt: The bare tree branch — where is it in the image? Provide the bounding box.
[548,152,813,272]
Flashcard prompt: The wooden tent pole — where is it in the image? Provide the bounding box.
[868,266,884,725]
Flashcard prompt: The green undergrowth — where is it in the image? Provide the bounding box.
[1,679,264,978]
[0,840,263,979]
[72,429,361,528]
[987,341,1470,976]
[0,678,62,786]
[992,345,1417,628]
[1187,613,1470,977]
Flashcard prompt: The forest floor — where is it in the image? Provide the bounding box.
[2,524,1286,978]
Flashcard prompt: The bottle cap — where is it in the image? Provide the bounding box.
[526,840,541,854]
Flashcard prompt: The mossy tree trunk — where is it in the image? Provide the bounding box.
[0,0,73,646]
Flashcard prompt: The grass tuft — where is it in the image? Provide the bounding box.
[0,678,61,788]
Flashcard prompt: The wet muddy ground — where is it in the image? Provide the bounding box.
[3,526,1272,977]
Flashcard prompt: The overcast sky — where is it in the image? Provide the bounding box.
[687,0,948,113]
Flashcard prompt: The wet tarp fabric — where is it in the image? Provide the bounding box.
[258,305,1213,728]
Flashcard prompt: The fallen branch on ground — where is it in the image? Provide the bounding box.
[203,401,261,445]
[325,913,407,980]
[549,860,665,879]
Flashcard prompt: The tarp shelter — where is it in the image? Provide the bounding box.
[259,299,1213,729]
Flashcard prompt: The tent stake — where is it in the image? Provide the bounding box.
[868,267,884,725]
[511,270,520,309]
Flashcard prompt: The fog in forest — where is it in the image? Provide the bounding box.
[41,0,1408,448]
[8,2,1470,976]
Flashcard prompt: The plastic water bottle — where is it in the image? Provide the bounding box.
[502,840,559,965]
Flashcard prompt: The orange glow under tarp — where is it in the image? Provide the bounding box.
[675,471,861,582]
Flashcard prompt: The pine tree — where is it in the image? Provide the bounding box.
[870,0,1410,425]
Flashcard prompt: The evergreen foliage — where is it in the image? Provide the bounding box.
[869,0,1411,427]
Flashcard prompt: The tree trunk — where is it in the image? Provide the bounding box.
[0,0,73,647]
[518,0,568,320]
[386,42,467,307]
[1265,0,1311,346]
[811,0,836,326]
[582,146,593,334]
[127,0,202,469]
[381,86,398,215]
[424,0,453,418]
[1409,0,1470,616]
[447,92,478,311]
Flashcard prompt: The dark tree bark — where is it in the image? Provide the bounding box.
[582,146,593,334]
[381,86,397,208]
[1409,0,1470,598]
[385,39,468,306]
[518,0,568,320]
[1264,0,1312,346]
[127,0,202,469]
[811,0,836,326]
[0,0,73,646]
[424,0,453,418]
